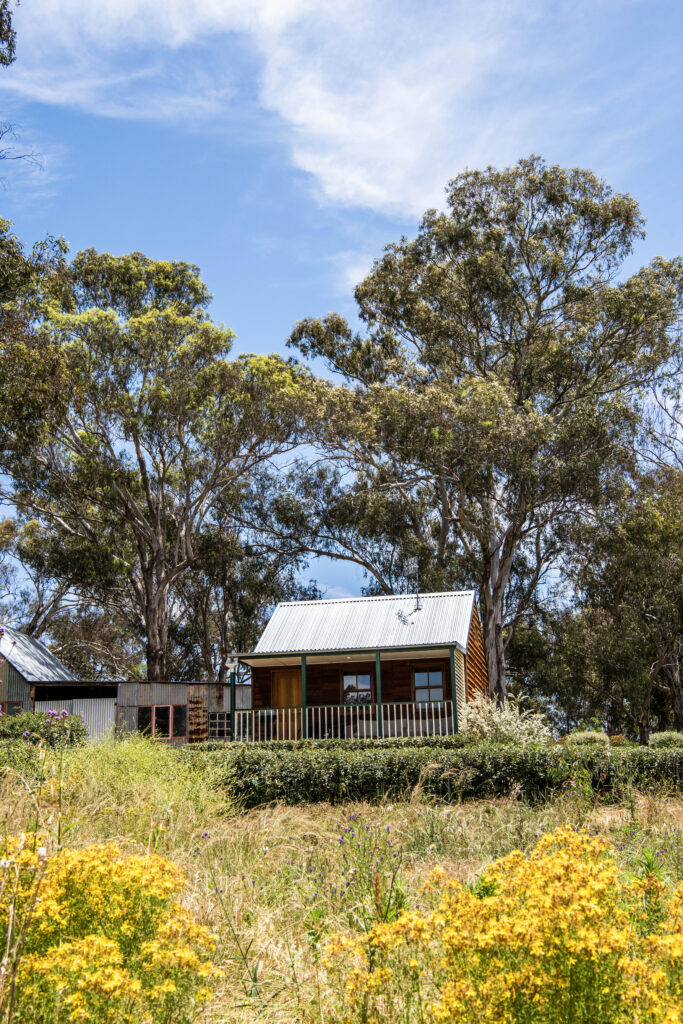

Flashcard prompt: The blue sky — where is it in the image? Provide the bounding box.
[1,0,682,597]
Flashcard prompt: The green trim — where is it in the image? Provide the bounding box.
[238,642,466,663]
[229,668,236,741]
[301,654,307,739]
[449,647,458,733]
[375,651,383,738]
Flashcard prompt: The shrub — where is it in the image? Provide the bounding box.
[564,730,610,747]
[0,832,215,1023]
[184,742,683,807]
[0,738,41,780]
[324,827,683,1023]
[650,731,683,749]
[191,734,477,753]
[461,694,553,746]
[0,709,87,746]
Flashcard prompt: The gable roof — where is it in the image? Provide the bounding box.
[0,626,77,683]
[254,591,476,656]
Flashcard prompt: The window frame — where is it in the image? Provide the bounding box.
[339,668,374,706]
[0,701,23,717]
[412,664,446,704]
[137,704,187,739]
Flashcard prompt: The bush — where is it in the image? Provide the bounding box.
[461,694,553,746]
[650,731,683,749]
[183,742,683,807]
[191,733,476,753]
[0,738,41,779]
[0,709,87,746]
[1,832,215,1023]
[564,730,610,747]
[324,827,683,1023]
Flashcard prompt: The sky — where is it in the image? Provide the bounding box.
[1,0,682,597]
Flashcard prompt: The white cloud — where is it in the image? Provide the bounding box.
[0,0,661,214]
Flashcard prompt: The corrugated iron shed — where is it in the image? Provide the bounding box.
[253,591,476,656]
[0,625,77,682]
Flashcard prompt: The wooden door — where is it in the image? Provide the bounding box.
[271,669,302,740]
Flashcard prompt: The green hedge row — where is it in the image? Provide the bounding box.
[182,743,683,807]
[191,734,475,753]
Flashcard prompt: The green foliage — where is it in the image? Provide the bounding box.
[0,710,87,746]
[565,730,611,747]
[191,734,477,753]
[289,156,683,703]
[0,737,40,778]
[7,247,316,681]
[650,732,683,749]
[184,742,683,807]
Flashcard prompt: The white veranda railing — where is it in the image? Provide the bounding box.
[232,700,455,742]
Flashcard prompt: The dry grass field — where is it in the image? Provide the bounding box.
[4,736,683,1022]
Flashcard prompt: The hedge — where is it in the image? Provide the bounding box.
[182,743,683,808]
[191,734,476,753]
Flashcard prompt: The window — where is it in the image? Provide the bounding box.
[0,701,23,716]
[414,668,444,704]
[137,705,187,738]
[209,712,229,740]
[342,672,373,705]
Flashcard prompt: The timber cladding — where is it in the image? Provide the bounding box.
[465,603,489,700]
[251,657,453,707]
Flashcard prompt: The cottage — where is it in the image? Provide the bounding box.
[234,590,489,742]
[115,590,489,744]
[0,625,117,739]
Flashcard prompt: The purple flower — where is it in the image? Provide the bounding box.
[23,730,30,738]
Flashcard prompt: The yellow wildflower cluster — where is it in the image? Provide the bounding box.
[1,834,214,1024]
[324,827,683,1024]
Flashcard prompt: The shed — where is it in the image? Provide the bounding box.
[0,625,117,740]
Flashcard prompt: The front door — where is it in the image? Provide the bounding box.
[271,669,302,739]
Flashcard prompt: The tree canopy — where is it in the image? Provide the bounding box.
[290,156,683,702]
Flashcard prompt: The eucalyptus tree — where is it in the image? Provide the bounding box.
[6,249,313,680]
[169,502,319,683]
[290,157,683,702]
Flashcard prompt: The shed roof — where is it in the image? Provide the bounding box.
[253,591,476,657]
[0,626,77,683]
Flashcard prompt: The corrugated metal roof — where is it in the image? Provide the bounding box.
[254,591,476,655]
[0,626,77,683]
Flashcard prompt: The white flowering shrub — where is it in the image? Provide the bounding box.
[461,693,553,746]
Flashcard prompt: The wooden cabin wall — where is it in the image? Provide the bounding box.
[251,657,452,707]
[465,604,490,700]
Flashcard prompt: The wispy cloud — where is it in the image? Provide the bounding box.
[0,0,667,214]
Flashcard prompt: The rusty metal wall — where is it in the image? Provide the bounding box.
[115,681,246,742]
[188,684,208,742]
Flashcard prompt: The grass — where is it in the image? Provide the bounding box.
[3,736,683,1022]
